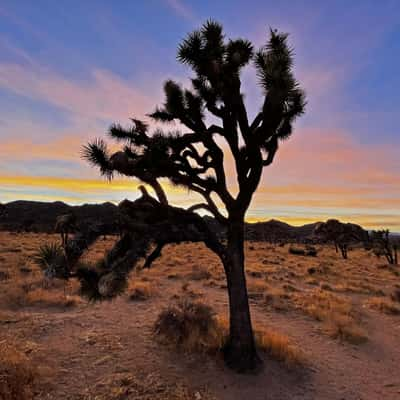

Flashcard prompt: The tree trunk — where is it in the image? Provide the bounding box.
[339,244,347,259]
[221,218,262,372]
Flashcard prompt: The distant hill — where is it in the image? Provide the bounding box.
[0,200,119,233]
[0,200,366,242]
[245,219,320,241]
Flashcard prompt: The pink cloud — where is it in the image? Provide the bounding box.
[0,63,154,121]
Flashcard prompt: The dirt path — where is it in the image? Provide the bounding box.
[2,277,400,400]
[2,235,400,399]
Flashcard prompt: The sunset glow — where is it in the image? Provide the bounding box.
[0,1,399,230]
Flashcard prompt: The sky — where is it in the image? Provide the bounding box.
[0,0,399,230]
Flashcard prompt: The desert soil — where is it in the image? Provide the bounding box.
[1,231,400,400]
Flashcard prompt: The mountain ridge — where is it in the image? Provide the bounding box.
[0,200,369,240]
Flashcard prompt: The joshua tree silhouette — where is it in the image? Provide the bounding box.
[81,20,305,371]
[313,219,368,259]
[0,203,5,217]
[55,213,77,247]
[371,229,398,265]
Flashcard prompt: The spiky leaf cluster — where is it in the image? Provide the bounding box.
[83,20,306,220]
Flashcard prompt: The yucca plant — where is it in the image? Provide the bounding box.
[34,243,68,279]
[82,20,306,371]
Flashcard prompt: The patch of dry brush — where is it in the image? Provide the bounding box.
[154,297,304,366]
[292,289,368,344]
[0,341,40,400]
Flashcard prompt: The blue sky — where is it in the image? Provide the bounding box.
[0,0,399,229]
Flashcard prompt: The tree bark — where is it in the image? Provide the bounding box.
[339,244,348,259]
[221,218,262,372]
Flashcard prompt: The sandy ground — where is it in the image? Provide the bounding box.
[1,231,400,399]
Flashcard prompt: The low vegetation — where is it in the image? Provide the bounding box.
[1,232,400,398]
[292,289,368,344]
[366,297,400,315]
[154,297,304,366]
[128,281,155,301]
[0,341,40,400]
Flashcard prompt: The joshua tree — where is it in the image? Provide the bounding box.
[313,219,368,259]
[371,230,398,265]
[82,20,305,371]
[55,213,77,247]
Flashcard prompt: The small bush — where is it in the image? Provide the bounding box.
[289,246,305,256]
[0,342,39,400]
[33,243,68,279]
[25,288,81,308]
[187,266,212,281]
[154,299,224,353]
[367,297,400,315]
[390,289,400,303]
[263,287,291,311]
[305,245,318,257]
[324,314,368,344]
[255,328,304,366]
[293,289,367,343]
[154,298,304,367]
[128,281,154,301]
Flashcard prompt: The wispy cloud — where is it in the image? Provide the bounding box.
[0,63,154,122]
[164,0,196,22]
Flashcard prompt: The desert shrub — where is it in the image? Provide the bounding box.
[33,243,68,279]
[187,266,212,281]
[293,289,367,343]
[0,342,39,400]
[154,299,224,353]
[307,267,316,275]
[289,246,305,256]
[263,287,291,311]
[154,299,304,366]
[0,270,80,309]
[0,270,10,281]
[247,280,268,300]
[390,288,400,303]
[305,245,318,257]
[289,245,317,256]
[25,288,81,308]
[128,281,155,301]
[179,282,204,300]
[254,328,304,365]
[217,316,304,366]
[366,297,400,315]
[320,282,333,291]
[324,314,368,344]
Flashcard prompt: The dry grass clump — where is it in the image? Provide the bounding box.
[366,297,400,315]
[288,246,306,255]
[154,299,224,353]
[390,288,400,303]
[25,288,81,308]
[217,317,304,366]
[293,289,367,343]
[254,328,304,366]
[289,245,318,257]
[187,266,212,281]
[324,314,368,344]
[128,281,155,301]
[154,298,304,367]
[0,269,81,309]
[247,279,268,300]
[263,287,292,311]
[0,341,40,400]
